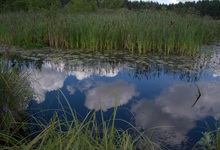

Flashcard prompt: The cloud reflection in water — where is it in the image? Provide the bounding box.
[66,85,76,95]
[28,64,67,103]
[85,80,139,111]
[131,81,220,147]
[28,61,123,103]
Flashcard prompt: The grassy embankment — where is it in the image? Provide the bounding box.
[0,10,220,55]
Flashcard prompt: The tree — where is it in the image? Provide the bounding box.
[100,0,124,9]
[65,0,97,12]
[0,0,61,12]
[27,0,61,12]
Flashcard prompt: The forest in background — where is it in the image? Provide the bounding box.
[0,0,219,19]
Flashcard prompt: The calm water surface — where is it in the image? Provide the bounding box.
[5,44,220,149]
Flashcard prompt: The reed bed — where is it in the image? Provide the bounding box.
[0,11,220,55]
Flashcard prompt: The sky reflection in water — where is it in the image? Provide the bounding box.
[22,44,220,148]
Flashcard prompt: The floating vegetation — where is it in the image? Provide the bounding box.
[3,44,218,83]
[0,11,220,55]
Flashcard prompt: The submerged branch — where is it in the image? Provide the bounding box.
[192,83,201,107]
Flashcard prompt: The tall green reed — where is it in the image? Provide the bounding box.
[0,11,219,55]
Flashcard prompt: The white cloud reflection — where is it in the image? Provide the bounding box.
[68,63,121,80]
[213,71,220,77]
[28,61,123,103]
[131,81,220,147]
[27,65,67,103]
[132,100,192,147]
[85,80,139,111]
[69,71,91,80]
[157,82,220,120]
[66,85,76,95]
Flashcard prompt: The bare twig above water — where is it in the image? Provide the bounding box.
[192,84,201,107]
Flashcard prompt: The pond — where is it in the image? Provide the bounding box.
[3,44,220,149]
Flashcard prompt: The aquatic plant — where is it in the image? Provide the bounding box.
[0,11,219,55]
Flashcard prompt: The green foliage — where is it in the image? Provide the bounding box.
[11,0,29,11]
[196,132,216,150]
[0,0,61,12]
[126,0,220,19]
[100,0,124,9]
[0,11,219,55]
[194,118,220,150]
[0,50,33,132]
[28,0,61,12]
[0,0,219,19]
[65,0,97,12]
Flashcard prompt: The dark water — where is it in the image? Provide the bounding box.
[4,44,220,149]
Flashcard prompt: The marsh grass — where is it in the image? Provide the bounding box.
[0,53,33,132]
[0,11,219,55]
[0,51,34,149]
[193,117,220,150]
[0,89,159,150]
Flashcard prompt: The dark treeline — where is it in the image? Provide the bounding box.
[125,0,220,19]
[0,0,220,19]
